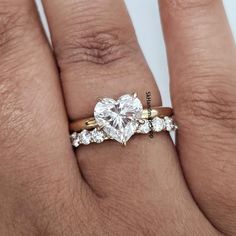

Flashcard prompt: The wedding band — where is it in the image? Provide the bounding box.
[70,93,177,147]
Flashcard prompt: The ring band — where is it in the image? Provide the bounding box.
[70,106,173,132]
[70,93,177,147]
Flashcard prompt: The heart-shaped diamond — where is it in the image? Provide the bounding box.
[94,94,143,144]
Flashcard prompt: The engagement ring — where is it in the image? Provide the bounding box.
[70,93,177,147]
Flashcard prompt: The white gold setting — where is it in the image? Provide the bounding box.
[71,94,177,147]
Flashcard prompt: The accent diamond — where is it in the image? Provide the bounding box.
[94,94,143,144]
[137,120,151,134]
[164,117,177,131]
[71,132,80,147]
[91,128,105,143]
[152,117,164,132]
[79,130,91,145]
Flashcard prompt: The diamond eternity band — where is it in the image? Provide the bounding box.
[70,93,177,147]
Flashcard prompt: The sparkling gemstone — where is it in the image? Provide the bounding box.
[71,132,77,139]
[94,94,143,144]
[72,139,80,148]
[152,117,164,132]
[70,132,80,147]
[79,130,91,145]
[164,117,176,131]
[91,128,105,143]
[137,120,151,134]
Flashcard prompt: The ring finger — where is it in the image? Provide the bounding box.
[42,0,215,233]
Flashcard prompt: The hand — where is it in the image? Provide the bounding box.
[0,0,235,235]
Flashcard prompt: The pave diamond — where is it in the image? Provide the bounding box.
[152,117,164,132]
[91,128,105,143]
[94,94,143,144]
[79,130,91,145]
[137,120,151,134]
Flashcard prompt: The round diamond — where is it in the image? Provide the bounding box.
[91,128,105,143]
[79,130,91,145]
[137,120,151,134]
[164,117,176,131]
[72,139,80,148]
[71,132,80,147]
[71,132,77,139]
[152,117,164,132]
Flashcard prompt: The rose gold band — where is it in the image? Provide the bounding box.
[69,106,173,132]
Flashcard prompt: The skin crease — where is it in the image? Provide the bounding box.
[0,0,235,235]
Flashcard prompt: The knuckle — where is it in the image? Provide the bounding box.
[52,0,138,70]
[0,4,43,55]
[175,76,236,129]
[55,28,136,69]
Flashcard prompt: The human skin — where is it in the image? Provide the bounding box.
[0,0,235,235]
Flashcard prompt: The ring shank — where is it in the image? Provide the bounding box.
[69,107,173,132]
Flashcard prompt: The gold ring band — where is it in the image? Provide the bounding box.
[69,106,173,132]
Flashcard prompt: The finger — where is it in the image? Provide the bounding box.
[159,0,236,234]
[42,0,216,233]
[0,0,81,231]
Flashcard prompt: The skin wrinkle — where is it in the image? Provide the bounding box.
[55,29,137,68]
[180,138,235,178]
[0,4,45,56]
[0,63,56,158]
[164,0,216,16]
[172,73,236,129]
[171,57,236,85]
[50,2,137,70]
[99,198,155,235]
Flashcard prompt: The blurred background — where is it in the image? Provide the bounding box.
[36,0,236,106]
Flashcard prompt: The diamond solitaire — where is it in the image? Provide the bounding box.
[94,94,143,144]
[70,93,177,147]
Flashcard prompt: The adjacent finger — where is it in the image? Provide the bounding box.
[42,0,217,233]
[0,0,81,231]
[159,0,236,234]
